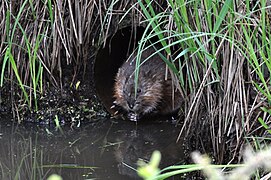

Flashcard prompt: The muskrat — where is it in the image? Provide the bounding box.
[112,46,182,121]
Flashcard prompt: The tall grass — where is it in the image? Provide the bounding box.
[0,0,132,113]
[134,0,271,162]
[0,0,52,111]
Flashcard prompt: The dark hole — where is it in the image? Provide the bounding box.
[94,26,145,114]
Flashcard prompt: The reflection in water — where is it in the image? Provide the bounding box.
[0,119,185,179]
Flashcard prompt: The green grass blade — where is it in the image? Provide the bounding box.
[213,0,233,34]
[258,116,271,134]
[8,52,30,106]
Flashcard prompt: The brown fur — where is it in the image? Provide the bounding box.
[113,46,182,121]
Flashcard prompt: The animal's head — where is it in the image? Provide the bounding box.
[121,71,163,117]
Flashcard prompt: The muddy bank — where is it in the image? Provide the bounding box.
[0,54,107,124]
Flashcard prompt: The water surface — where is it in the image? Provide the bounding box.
[0,118,185,179]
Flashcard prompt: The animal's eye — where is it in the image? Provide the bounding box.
[137,88,141,93]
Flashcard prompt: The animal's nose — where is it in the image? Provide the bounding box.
[128,102,134,109]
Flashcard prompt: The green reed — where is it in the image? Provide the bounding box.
[137,0,271,163]
[1,0,52,111]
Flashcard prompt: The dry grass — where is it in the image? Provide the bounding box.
[136,0,271,164]
[0,0,165,79]
[0,0,145,108]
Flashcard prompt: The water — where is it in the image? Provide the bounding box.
[0,118,185,180]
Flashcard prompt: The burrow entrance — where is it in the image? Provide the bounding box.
[94,26,145,114]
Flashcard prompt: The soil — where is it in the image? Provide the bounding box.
[0,62,108,125]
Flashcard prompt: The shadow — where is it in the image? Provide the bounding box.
[94,26,145,114]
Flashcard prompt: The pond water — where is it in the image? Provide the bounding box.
[0,118,186,179]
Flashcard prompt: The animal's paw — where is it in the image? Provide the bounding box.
[127,112,139,122]
[111,102,123,115]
